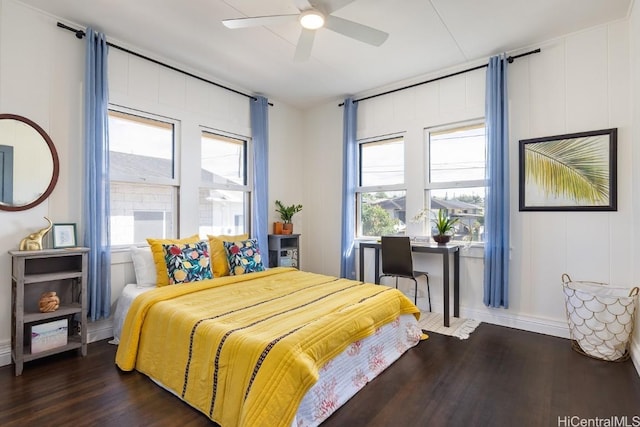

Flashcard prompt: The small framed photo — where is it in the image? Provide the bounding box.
[52,223,77,248]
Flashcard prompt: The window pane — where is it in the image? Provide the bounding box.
[360,138,404,186]
[199,188,247,236]
[359,190,406,237]
[109,111,174,180]
[429,187,485,242]
[201,132,246,186]
[430,125,485,183]
[110,183,176,245]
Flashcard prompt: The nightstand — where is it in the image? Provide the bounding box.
[9,248,89,375]
[268,234,300,268]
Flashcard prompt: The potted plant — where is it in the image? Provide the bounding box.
[431,209,459,244]
[275,200,302,234]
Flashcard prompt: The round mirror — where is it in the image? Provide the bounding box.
[0,114,59,211]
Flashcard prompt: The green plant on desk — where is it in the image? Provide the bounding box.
[432,209,459,236]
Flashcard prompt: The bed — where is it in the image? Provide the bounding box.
[115,267,423,426]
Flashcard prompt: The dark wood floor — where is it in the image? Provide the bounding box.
[1,323,639,427]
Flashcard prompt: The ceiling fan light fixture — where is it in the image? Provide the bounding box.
[299,10,325,30]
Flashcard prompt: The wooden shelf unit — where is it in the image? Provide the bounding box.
[9,247,89,376]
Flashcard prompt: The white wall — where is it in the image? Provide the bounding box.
[0,0,305,365]
[510,21,633,331]
[299,102,344,276]
[303,18,637,346]
[268,101,305,256]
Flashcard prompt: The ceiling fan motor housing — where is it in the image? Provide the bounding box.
[299,9,325,30]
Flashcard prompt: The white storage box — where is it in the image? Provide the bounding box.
[280,256,293,267]
[31,319,68,353]
[285,249,298,267]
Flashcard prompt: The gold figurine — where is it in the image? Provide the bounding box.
[19,217,52,251]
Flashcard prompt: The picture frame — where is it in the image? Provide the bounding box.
[52,223,77,248]
[519,128,617,211]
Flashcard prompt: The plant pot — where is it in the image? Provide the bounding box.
[433,234,451,245]
[282,223,293,235]
[273,222,284,234]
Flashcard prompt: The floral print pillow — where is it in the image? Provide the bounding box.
[223,238,265,275]
[162,240,213,285]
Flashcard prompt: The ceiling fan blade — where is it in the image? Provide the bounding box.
[324,15,389,46]
[313,0,356,14]
[293,0,314,11]
[222,14,298,29]
[294,29,315,61]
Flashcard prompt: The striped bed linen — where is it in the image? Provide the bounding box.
[115,268,422,426]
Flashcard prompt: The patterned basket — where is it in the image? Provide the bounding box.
[561,273,639,362]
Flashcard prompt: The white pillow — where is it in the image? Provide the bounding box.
[130,246,157,287]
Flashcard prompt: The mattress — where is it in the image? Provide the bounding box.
[114,269,423,426]
[111,283,154,345]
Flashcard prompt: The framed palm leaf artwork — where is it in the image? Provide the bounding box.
[519,128,617,211]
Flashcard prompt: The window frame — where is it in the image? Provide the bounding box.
[107,107,180,247]
[423,119,486,242]
[356,134,406,238]
[198,128,253,235]
[108,108,179,187]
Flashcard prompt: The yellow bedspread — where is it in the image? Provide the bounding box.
[116,268,420,427]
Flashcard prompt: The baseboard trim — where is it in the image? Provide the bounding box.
[461,307,571,339]
[630,337,640,377]
[0,340,11,368]
[87,318,114,343]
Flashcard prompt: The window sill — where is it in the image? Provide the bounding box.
[458,244,484,259]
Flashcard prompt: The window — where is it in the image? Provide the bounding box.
[357,136,405,237]
[426,122,486,242]
[108,110,177,246]
[199,131,250,236]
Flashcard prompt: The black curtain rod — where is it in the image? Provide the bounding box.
[57,22,273,106]
[339,48,541,106]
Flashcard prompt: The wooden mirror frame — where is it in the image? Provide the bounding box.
[0,114,60,211]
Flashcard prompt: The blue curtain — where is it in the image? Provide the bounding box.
[251,96,269,254]
[340,98,358,279]
[483,54,510,308]
[84,28,111,321]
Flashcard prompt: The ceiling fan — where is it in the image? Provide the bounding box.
[222,0,389,61]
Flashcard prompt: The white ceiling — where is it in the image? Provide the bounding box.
[16,0,632,109]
